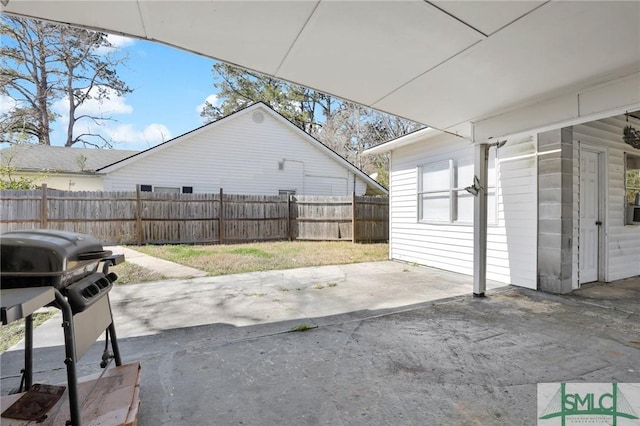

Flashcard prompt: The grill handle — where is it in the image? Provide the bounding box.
[77,250,113,261]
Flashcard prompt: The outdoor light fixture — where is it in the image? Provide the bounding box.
[623,112,640,149]
[465,176,482,197]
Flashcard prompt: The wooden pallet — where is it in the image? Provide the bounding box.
[1,362,141,426]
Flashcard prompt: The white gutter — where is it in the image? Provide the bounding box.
[362,127,443,155]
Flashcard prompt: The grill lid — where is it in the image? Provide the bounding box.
[1,230,111,289]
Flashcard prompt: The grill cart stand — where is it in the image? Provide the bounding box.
[0,255,133,426]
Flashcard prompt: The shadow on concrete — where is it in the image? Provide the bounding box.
[2,285,639,425]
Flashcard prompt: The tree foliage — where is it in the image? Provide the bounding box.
[0,16,132,147]
[201,63,422,187]
[0,146,41,189]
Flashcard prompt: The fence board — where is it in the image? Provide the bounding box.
[1,188,388,244]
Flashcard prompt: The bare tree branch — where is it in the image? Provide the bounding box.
[1,16,132,147]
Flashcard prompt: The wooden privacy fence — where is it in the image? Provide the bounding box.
[0,186,388,245]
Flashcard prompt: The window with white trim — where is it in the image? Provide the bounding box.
[153,186,180,194]
[625,153,640,205]
[418,148,497,224]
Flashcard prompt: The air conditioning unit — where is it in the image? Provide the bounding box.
[626,205,640,225]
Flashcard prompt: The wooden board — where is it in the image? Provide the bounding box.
[1,363,141,426]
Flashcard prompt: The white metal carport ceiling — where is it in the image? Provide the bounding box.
[3,1,639,141]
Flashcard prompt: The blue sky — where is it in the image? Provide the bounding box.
[50,35,220,151]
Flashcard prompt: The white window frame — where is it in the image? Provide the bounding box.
[625,152,640,206]
[153,186,181,194]
[418,149,497,225]
[418,159,454,223]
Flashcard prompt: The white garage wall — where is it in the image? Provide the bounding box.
[574,116,640,282]
[389,131,538,288]
[103,106,367,196]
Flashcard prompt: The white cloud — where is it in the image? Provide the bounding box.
[106,34,135,49]
[93,34,135,55]
[0,95,18,115]
[104,123,172,150]
[51,86,170,149]
[53,86,133,119]
[196,94,219,116]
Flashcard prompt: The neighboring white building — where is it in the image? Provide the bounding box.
[99,103,387,196]
[1,103,386,196]
[365,112,640,292]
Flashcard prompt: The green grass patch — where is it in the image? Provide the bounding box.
[165,245,210,259]
[110,262,166,285]
[289,323,317,332]
[226,247,272,258]
[0,310,57,353]
[133,241,388,277]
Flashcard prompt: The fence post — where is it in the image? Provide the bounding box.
[136,185,143,246]
[287,195,292,241]
[352,191,357,244]
[40,183,48,229]
[219,188,224,244]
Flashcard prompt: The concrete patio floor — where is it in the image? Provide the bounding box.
[1,264,639,425]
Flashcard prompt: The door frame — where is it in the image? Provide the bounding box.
[578,142,608,286]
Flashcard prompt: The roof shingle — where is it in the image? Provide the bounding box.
[0,145,139,173]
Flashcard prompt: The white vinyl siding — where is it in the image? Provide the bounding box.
[103,107,368,196]
[389,132,537,288]
[574,116,640,282]
[495,135,538,289]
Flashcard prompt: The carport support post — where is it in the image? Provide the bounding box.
[473,143,489,297]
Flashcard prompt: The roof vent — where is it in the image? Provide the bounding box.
[252,111,264,123]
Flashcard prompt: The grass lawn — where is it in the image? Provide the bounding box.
[132,241,389,276]
[110,262,166,284]
[0,310,57,353]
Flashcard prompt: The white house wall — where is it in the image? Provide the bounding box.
[573,116,640,282]
[495,134,538,289]
[18,172,104,191]
[103,110,367,196]
[389,132,538,288]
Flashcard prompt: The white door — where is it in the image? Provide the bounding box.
[579,150,600,284]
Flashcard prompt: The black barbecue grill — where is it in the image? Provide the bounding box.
[0,230,125,426]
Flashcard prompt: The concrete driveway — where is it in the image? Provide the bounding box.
[1,259,639,425]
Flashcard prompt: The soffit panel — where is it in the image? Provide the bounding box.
[2,0,147,36]
[275,0,483,106]
[430,0,546,36]
[137,1,318,75]
[3,0,639,133]
[375,1,640,128]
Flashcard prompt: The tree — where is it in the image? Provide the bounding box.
[0,16,132,147]
[201,63,334,134]
[0,145,41,189]
[0,18,56,145]
[202,63,422,185]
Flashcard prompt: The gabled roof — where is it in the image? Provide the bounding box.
[0,144,139,174]
[98,102,388,195]
[363,127,447,155]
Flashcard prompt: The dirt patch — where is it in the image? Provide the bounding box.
[491,293,561,314]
